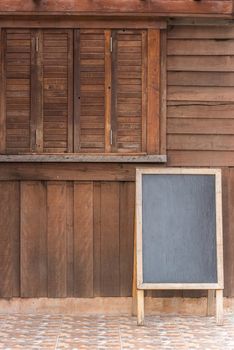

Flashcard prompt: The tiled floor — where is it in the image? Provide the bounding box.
[0,314,233,349]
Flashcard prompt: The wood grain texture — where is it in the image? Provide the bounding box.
[5,29,32,154]
[0,0,231,15]
[76,29,106,153]
[42,30,73,153]
[0,29,6,153]
[120,182,135,296]
[21,181,47,297]
[104,30,111,153]
[0,174,234,297]
[47,182,67,297]
[168,25,234,167]
[74,182,94,297]
[224,169,234,296]
[147,29,160,154]
[66,181,74,297]
[100,182,120,296]
[93,182,101,296]
[0,17,166,29]
[0,182,20,297]
[113,30,146,153]
[0,163,137,181]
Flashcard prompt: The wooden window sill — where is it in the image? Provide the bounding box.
[0,154,167,163]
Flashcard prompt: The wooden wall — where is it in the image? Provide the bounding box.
[1,24,234,299]
[0,180,134,298]
[167,24,234,297]
[167,25,234,167]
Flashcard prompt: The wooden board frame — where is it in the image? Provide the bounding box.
[135,167,224,326]
[136,167,224,291]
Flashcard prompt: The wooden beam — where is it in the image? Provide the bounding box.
[0,1,231,16]
[147,29,160,154]
[0,16,167,29]
[0,154,167,163]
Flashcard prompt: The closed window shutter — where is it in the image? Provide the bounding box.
[42,30,73,153]
[111,30,147,153]
[74,29,106,153]
[4,30,32,154]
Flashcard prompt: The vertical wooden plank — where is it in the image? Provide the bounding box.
[66,181,74,296]
[104,30,112,153]
[111,30,118,153]
[0,29,6,153]
[160,29,167,155]
[74,182,94,297]
[73,29,80,153]
[100,182,120,296]
[141,31,147,152]
[222,167,230,297]
[93,182,101,296]
[67,30,74,153]
[0,182,20,297]
[120,182,135,296]
[147,29,160,154]
[30,29,42,152]
[21,181,47,297]
[47,182,67,297]
[224,167,234,297]
[35,30,43,152]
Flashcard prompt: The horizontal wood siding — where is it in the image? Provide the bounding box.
[167,25,234,167]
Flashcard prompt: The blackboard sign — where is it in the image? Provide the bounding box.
[136,168,223,290]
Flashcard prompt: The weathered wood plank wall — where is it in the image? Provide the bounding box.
[0,180,134,298]
[0,24,234,299]
[168,25,234,298]
[167,25,234,166]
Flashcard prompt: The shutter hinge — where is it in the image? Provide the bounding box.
[110,37,113,53]
[110,129,113,145]
[35,36,39,52]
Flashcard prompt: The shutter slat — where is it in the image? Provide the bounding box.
[42,30,73,153]
[74,29,106,153]
[113,30,147,153]
[5,30,32,154]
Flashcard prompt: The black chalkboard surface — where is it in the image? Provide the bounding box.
[136,168,223,290]
[142,174,217,284]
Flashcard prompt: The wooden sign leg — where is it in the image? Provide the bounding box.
[137,289,145,326]
[216,289,224,326]
[207,290,215,316]
[132,255,137,316]
[132,208,137,316]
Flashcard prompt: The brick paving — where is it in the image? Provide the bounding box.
[0,314,233,349]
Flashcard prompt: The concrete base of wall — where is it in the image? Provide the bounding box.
[0,297,233,315]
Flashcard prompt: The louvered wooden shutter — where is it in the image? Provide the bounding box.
[3,30,33,154]
[111,30,147,153]
[42,30,73,153]
[74,29,106,153]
